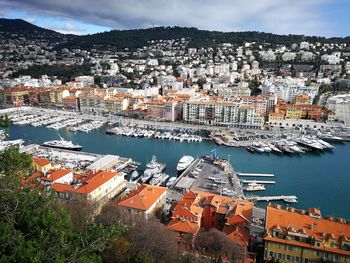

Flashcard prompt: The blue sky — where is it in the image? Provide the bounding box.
[0,0,349,37]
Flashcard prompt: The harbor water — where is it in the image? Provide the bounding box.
[8,124,350,218]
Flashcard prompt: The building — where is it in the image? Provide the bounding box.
[104,97,129,112]
[63,96,80,110]
[32,157,52,174]
[145,100,183,122]
[168,190,254,262]
[183,100,264,128]
[327,94,350,127]
[27,161,126,212]
[264,205,350,263]
[117,184,167,219]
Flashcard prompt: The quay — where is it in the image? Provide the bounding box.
[241,180,276,184]
[237,173,275,177]
[245,195,297,202]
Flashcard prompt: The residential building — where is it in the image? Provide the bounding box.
[168,190,254,262]
[183,100,264,128]
[117,184,167,219]
[264,205,350,263]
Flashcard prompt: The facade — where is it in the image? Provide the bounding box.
[104,97,129,112]
[183,100,264,127]
[145,100,183,122]
[117,184,167,219]
[27,159,126,212]
[168,190,254,262]
[264,205,350,263]
[63,96,80,110]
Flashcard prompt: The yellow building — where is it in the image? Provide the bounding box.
[285,107,303,119]
[264,205,350,263]
[268,112,285,122]
[32,157,52,174]
[295,95,311,105]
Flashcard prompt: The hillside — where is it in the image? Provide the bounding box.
[59,26,350,50]
[0,18,75,43]
[2,19,350,50]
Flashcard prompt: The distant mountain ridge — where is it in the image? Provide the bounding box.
[1,18,350,49]
[0,18,75,43]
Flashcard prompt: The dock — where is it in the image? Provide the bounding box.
[237,173,275,177]
[241,180,276,184]
[245,195,297,202]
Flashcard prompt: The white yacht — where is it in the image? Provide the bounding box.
[42,136,82,151]
[176,155,195,171]
[146,155,166,171]
[244,182,266,191]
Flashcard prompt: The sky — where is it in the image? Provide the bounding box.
[0,0,350,37]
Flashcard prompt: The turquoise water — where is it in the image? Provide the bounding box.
[8,124,350,218]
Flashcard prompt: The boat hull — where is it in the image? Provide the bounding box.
[41,144,83,151]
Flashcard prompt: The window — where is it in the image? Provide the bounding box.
[295,256,300,262]
[287,255,291,260]
[269,251,274,257]
[278,253,282,259]
[287,245,293,251]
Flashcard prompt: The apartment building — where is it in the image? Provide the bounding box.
[183,100,264,127]
[264,205,350,263]
[168,190,254,262]
[117,184,167,219]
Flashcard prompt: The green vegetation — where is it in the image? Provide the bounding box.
[0,146,184,263]
[0,146,130,263]
[0,114,11,137]
[249,76,262,96]
[58,26,350,51]
[11,64,92,83]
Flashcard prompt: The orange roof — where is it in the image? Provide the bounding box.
[225,225,250,246]
[75,171,121,194]
[266,205,350,255]
[41,169,72,182]
[117,184,166,211]
[32,157,50,167]
[168,219,200,234]
[51,183,74,192]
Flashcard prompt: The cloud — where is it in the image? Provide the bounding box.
[44,23,86,35]
[0,0,346,36]
[24,17,36,24]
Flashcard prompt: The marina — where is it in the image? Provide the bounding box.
[2,109,350,218]
[237,173,275,177]
[241,180,276,184]
[246,195,298,203]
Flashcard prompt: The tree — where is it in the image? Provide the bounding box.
[99,203,179,263]
[0,147,129,263]
[0,114,11,137]
[249,76,262,96]
[194,229,245,262]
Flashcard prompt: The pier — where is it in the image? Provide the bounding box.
[245,195,297,202]
[237,173,275,177]
[241,180,276,184]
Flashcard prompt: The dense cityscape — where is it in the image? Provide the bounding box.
[1,3,350,263]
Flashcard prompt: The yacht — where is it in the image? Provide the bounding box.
[296,137,324,151]
[146,155,166,171]
[244,182,266,191]
[176,155,195,171]
[140,169,155,183]
[268,143,282,154]
[149,173,162,185]
[283,196,298,203]
[130,170,139,180]
[42,136,82,151]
